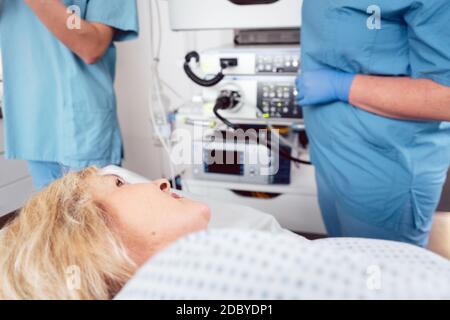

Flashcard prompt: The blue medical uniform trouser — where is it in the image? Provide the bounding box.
[315,171,435,248]
[27,161,72,191]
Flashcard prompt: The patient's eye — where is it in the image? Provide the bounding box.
[115,177,126,187]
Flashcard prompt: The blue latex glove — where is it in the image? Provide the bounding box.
[296,69,356,106]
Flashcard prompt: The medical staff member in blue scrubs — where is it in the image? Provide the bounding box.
[0,0,139,190]
[297,0,450,247]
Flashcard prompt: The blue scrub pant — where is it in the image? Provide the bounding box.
[27,161,72,191]
[316,171,432,247]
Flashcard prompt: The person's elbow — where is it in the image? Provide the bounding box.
[82,54,101,65]
[79,45,108,65]
[78,25,114,65]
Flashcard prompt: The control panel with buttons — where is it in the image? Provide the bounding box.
[256,52,300,74]
[257,81,302,119]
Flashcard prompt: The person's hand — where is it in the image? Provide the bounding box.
[296,69,356,106]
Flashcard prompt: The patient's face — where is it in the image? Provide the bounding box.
[89,175,211,266]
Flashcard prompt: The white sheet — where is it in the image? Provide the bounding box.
[182,191,296,236]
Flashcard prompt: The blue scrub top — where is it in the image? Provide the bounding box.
[301,1,450,235]
[0,0,139,168]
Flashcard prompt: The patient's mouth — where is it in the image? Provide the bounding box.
[171,192,183,199]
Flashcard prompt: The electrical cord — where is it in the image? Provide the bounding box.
[184,51,238,87]
[148,0,176,181]
[212,92,312,166]
[184,51,225,87]
[212,91,242,130]
[267,124,311,162]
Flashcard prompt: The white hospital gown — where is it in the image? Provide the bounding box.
[116,230,450,300]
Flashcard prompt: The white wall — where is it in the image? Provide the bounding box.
[115,0,233,180]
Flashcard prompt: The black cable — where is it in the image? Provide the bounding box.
[213,104,239,130]
[183,51,225,87]
[213,101,312,166]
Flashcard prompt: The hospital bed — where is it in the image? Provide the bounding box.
[116,230,450,300]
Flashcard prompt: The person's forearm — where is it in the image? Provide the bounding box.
[24,0,113,64]
[349,75,450,121]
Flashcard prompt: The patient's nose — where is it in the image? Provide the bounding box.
[153,179,171,193]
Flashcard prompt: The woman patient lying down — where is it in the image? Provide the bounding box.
[2,168,449,300]
[0,167,211,300]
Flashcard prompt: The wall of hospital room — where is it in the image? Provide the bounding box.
[114,0,233,180]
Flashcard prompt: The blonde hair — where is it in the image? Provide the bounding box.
[0,167,136,300]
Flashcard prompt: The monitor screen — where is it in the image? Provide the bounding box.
[204,150,244,176]
[229,0,279,4]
